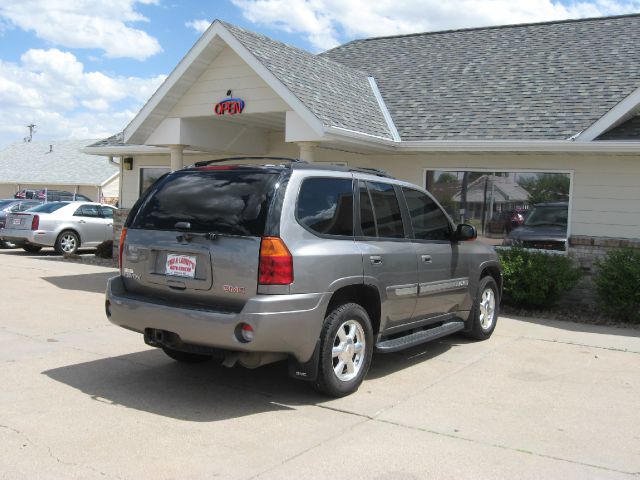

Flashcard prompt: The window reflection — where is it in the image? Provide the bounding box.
[426,170,570,251]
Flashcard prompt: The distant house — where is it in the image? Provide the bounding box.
[452,175,530,219]
[0,139,119,203]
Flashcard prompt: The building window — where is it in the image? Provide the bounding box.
[425,170,571,252]
[139,167,170,196]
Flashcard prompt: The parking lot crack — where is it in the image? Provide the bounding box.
[530,337,640,355]
[372,417,638,476]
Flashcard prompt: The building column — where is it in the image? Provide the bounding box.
[297,142,317,162]
[169,145,186,171]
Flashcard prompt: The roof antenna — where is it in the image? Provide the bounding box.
[24,123,37,142]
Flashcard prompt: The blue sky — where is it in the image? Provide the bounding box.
[0,0,639,149]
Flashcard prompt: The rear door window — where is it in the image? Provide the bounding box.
[361,181,405,239]
[297,178,353,236]
[129,169,281,236]
[75,205,101,218]
[100,206,114,218]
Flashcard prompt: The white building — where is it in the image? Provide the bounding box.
[84,15,640,266]
[1,139,119,203]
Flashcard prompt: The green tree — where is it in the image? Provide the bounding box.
[435,172,458,183]
[519,173,570,204]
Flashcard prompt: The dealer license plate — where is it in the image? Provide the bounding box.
[165,254,197,278]
[12,218,22,225]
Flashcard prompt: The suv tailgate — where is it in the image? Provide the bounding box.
[121,167,283,311]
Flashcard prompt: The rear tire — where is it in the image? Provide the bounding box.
[55,230,79,255]
[313,303,373,397]
[22,244,42,253]
[465,276,499,340]
[162,347,212,364]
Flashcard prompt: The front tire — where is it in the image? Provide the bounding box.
[22,244,42,253]
[465,276,499,340]
[313,303,373,397]
[162,347,212,364]
[55,231,79,255]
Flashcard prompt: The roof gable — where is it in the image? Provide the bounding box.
[124,20,394,145]
[321,14,640,141]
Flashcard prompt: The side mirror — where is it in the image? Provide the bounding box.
[454,223,477,242]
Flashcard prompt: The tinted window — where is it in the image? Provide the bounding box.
[297,178,353,236]
[403,188,451,241]
[130,169,280,236]
[0,200,14,210]
[359,184,376,236]
[75,205,101,217]
[365,182,404,239]
[28,202,69,213]
[100,206,114,218]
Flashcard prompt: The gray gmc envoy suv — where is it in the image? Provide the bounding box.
[106,158,502,397]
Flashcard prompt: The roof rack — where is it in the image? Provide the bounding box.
[192,156,304,168]
[349,167,392,178]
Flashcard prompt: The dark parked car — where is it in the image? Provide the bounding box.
[503,202,568,251]
[487,210,525,234]
[0,199,43,248]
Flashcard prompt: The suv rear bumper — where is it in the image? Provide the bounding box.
[106,275,331,362]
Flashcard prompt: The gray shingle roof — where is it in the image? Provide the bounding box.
[220,21,394,140]
[0,139,118,185]
[321,14,640,141]
[87,132,125,148]
[598,115,640,140]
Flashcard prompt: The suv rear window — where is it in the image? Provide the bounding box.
[129,169,281,236]
[297,178,353,236]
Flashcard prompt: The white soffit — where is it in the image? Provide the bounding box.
[576,85,640,141]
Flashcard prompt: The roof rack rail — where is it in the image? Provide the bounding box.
[349,167,393,178]
[192,156,304,168]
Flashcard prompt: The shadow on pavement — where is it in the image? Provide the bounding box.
[42,339,457,421]
[42,272,116,294]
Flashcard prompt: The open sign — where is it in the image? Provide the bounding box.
[214,97,245,115]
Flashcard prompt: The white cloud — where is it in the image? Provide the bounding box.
[185,19,212,34]
[232,0,640,51]
[0,48,166,146]
[0,0,162,60]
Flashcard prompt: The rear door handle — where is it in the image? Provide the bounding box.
[370,255,382,265]
[421,255,432,264]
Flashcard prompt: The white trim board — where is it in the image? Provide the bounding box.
[575,85,640,141]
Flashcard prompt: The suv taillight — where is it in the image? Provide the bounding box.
[119,228,127,272]
[31,215,39,230]
[258,237,293,285]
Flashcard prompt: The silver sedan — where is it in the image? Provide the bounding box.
[0,202,116,254]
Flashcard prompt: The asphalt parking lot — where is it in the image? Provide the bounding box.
[1,249,639,479]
